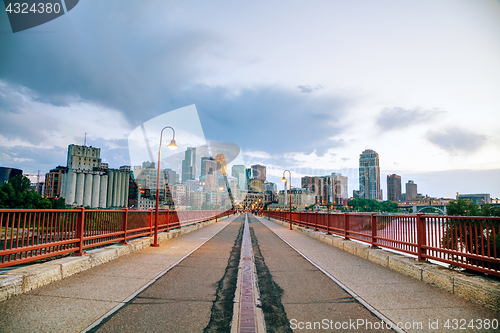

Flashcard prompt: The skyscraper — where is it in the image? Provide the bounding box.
[251,164,266,181]
[405,180,417,202]
[215,153,227,175]
[331,172,348,199]
[231,165,246,190]
[200,157,217,179]
[181,147,196,183]
[359,149,381,200]
[387,174,401,202]
[301,176,340,205]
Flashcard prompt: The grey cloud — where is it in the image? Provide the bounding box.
[376,107,442,131]
[426,128,487,153]
[0,1,220,124]
[0,1,352,172]
[0,83,60,144]
[0,145,67,173]
[394,169,500,199]
[174,85,349,155]
[297,85,323,93]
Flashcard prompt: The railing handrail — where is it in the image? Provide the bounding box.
[0,209,234,268]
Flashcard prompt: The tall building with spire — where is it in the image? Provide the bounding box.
[181,147,196,183]
[359,149,381,200]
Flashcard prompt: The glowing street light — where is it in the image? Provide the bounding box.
[153,126,178,247]
[282,170,292,230]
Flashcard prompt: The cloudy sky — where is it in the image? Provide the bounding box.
[1,0,499,199]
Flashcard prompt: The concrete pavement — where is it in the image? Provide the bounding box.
[0,216,236,333]
[248,215,389,333]
[255,215,499,333]
[0,213,498,333]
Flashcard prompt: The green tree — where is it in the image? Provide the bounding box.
[443,200,500,271]
[0,175,66,209]
[50,197,67,209]
[447,199,480,216]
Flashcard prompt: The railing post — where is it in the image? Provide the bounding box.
[75,207,85,255]
[148,208,153,237]
[417,213,427,262]
[166,209,170,232]
[371,213,377,248]
[121,208,128,243]
[344,213,350,240]
[326,213,331,235]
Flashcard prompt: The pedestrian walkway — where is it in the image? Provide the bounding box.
[0,214,498,333]
[255,216,499,333]
[0,216,236,333]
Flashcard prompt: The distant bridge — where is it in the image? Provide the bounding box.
[398,202,500,215]
[398,204,447,215]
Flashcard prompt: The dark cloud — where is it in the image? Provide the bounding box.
[1,2,350,160]
[0,1,219,125]
[426,128,487,153]
[297,85,323,93]
[171,85,349,155]
[376,107,442,131]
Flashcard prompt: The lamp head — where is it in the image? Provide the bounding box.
[167,139,179,149]
[281,177,286,182]
[219,186,224,191]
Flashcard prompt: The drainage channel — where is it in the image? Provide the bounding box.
[232,213,265,333]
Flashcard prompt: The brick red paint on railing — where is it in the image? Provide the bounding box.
[263,211,500,277]
[0,209,233,268]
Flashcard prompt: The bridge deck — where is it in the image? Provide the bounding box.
[0,214,498,333]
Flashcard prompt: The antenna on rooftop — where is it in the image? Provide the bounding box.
[84,133,87,146]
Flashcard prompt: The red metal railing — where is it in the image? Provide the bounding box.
[263,211,500,277]
[0,209,233,268]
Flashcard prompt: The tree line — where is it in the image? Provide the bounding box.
[0,175,66,209]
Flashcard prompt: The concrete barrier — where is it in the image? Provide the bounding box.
[269,217,500,312]
[0,216,228,302]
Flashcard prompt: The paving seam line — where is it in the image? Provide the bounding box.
[259,216,406,333]
[81,218,233,333]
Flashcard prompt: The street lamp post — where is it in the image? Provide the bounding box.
[153,126,178,247]
[216,186,224,222]
[282,170,292,230]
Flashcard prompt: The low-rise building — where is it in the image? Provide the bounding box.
[278,188,315,209]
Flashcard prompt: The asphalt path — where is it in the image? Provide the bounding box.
[247,215,393,333]
[86,214,394,333]
[88,215,245,333]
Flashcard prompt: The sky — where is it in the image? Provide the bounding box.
[1,0,499,199]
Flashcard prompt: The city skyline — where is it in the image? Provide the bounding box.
[1,1,499,199]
